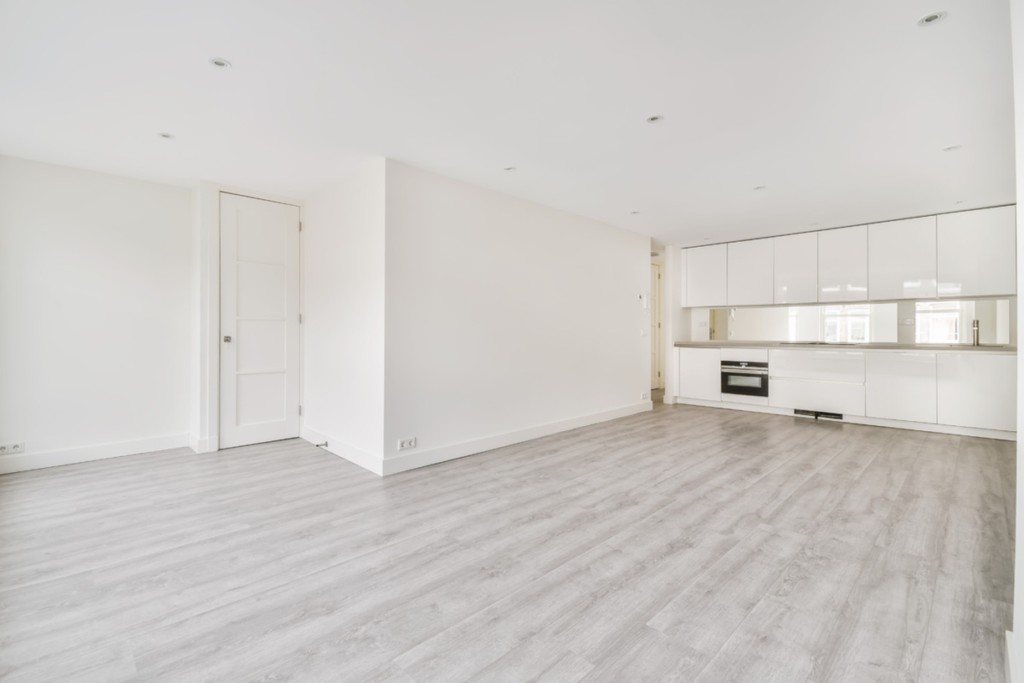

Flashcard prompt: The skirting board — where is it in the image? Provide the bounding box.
[674,397,1015,441]
[0,433,190,475]
[302,401,653,477]
[189,435,218,454]
[301,427,384,476]
[381,400,653,476]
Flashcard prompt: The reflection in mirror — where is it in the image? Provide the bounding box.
[708,299,1013,345]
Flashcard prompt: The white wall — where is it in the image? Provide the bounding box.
[301,159,387,473]
[0,155,192,473]
[380,160,651,474]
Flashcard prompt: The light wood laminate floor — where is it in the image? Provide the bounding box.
[0,403,1014,682]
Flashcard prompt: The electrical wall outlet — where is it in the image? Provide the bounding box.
[642,392,650,400]
[397,437,417,451]
[0,442,25,456]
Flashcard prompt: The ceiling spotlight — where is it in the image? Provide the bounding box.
[503,166,517,172]
[918,11,947,27]
[157,132,175,139]
[630,210,641,215]
[646,115,664,124]
[753,185,766,190]
[942,144,962,152]
[955,200,965,205]
[209,57,232,68]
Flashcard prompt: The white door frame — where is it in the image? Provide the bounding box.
[192,182,303,453]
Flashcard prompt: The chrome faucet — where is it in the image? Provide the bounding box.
[972,319,980,346]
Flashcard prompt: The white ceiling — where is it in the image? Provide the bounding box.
[0,0,1014,246]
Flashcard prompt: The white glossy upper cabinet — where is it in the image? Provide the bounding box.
[868,216,936,300]
[678,247,687,307]
[937,206,1016,297]
[685,244,727,307]
[774,232,817,304]
[818,225,868,302]
[727,239,774,306]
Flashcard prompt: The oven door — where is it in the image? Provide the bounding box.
[720,362,769,397]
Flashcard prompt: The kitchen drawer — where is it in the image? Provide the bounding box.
[720,348,768,363]
[770,378,865,416]
[769,349,865,383]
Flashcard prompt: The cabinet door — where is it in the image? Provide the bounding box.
[937,206,1016,297]
[686,244,728,307]
[937,353,1016,431]
[727,238,774,306]
[677,348,721,401]
[865,352,937,423]
[818,226,868,302]
[774,232,817,304]
[678,247,687,307]
[769,378,865,416]
[868,217,936,300]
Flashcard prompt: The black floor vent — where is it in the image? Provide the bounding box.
[794,409,844,421]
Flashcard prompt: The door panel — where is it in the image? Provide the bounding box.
[220,193,301,448]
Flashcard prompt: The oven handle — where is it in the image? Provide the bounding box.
[722,367,768,375]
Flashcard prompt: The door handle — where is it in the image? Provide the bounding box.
[223,336,232,343]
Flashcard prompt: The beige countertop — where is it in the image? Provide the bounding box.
[674,341,1016,353]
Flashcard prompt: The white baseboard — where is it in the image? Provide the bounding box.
[0,433,190,475]
[674,397,1016,441]
[301,426,384,476]
[381,400,653,476]
[188,434,218,454]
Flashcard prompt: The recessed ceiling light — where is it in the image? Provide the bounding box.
[630,210,641,215]
[701,237,711,241]
[753,185,766,190]
[942,144,962,152]
[503,166,517,172]
[209,57,232,68]
[646,115,664,124]
[918,11,947,27]
[157,132,175,139]
[955,200,965,205]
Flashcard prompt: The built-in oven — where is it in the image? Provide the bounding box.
[721,360,769,398]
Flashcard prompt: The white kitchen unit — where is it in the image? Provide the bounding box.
[865,352,937,424]
[936,353,1016,431]
[774,232,817,304]
[677,347,721,401]
[678,247,688,307]
[727,238,774,306]
[868,216,936,300]
[818,225,868,302]
[685,244,728,307]
[768,349,866,416]
[937,206,1016,297]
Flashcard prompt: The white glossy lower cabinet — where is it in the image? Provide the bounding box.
[677,348,721,401]
[865,352,937,424]
[937,353,1016,431]
[769,378,865,416]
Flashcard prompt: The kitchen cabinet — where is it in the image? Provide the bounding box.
[727,238,774,306]
[936,353,1016,431]
[685,245,727,307]
[818,225,868,302]
[865,352,936,423]
[868,216,936,300]
[678,247,687,307]
[774,232,817,304]
[937,206,1016,298]
[677,347,721,401]
[768,349,865,416]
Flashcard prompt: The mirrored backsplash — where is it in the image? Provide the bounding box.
[691,298,1014,345]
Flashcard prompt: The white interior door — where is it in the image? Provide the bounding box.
[220,193,301,449]
[651,262,663,389]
